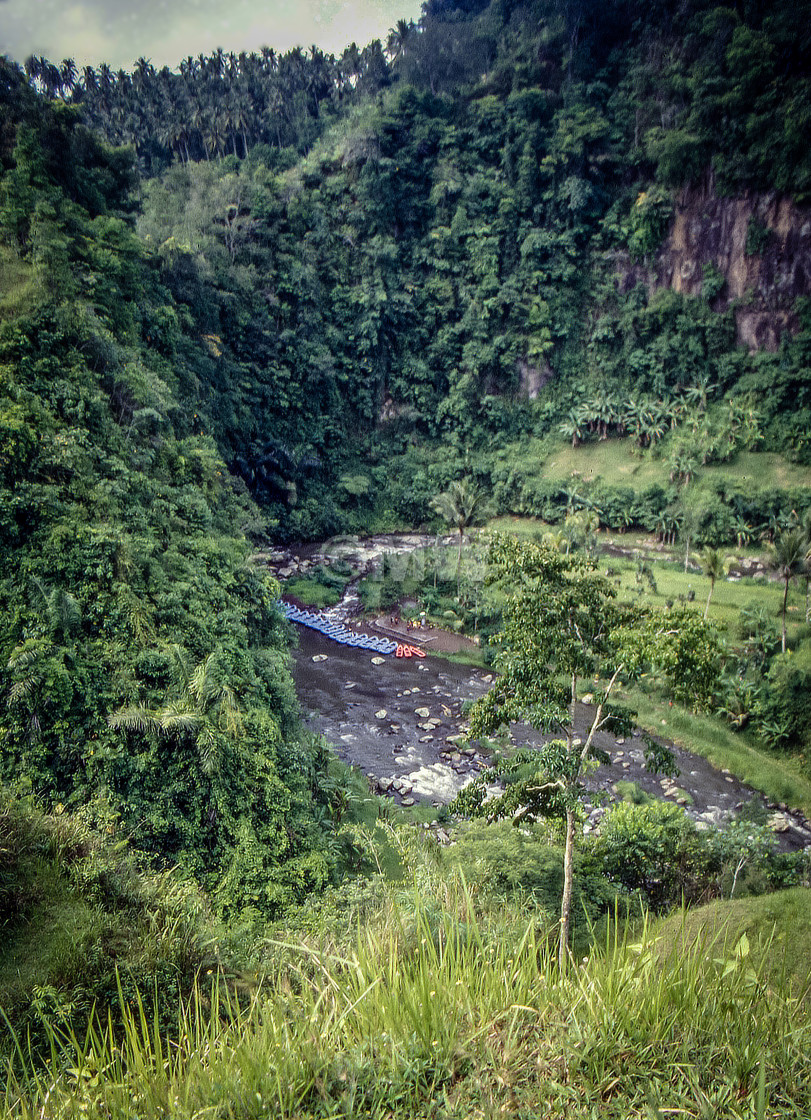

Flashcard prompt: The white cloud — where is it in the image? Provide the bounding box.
[0,0,422,70]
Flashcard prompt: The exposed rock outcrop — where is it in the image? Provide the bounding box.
[617,178,811,351]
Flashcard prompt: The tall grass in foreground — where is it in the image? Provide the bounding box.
[3,878,809,1119]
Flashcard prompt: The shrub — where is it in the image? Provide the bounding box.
[754,641,811,754]
[593,801,711,909]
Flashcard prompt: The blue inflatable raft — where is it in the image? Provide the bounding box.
[278,601,398,655]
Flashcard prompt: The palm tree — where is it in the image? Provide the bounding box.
[108,647,242,775]
[667,443,698,488]
[801,508,811,623]
[558,409,584,448]
[684,374,718,413]
[769,529,808,653]
[701,548,728,619]
[430,479,484,596]
[386,19,415,63]
[732,515,753,549]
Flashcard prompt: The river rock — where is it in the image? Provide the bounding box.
[377,778,393,793]
[371,656,385,665]
[415,707,430,718]
[419,735,434,743]
[768,812,791,833]
[401,797,416,807]
[312,654,328,662]
[375,709,387,719]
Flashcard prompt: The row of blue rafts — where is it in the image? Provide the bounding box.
[278,601,399,655]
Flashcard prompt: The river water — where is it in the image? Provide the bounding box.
[276,535,811,848]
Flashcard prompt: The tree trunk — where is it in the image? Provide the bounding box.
[456,529,463,598]
[705,579,713,619]
[782,576,789,653]
[559,806,575,971]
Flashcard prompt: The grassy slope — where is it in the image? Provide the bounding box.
[3,878,809,1119]
[538,437,811,492]
[0,798,220,1049]
[625,687,811,816]
[653,887,811,995]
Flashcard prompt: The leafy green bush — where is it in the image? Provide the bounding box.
[754,641,811,754]
[593,801,711,909]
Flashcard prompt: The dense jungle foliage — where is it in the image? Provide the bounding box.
[15,0,811,542]
[0,71,340,922]
[1,0,811,1015]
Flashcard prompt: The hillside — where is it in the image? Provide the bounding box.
[55,0,808,541]
[0,71,337,921]
[1,4,811,1114]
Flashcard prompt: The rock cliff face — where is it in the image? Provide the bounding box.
[619,181,811,351]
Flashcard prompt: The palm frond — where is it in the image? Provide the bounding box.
[218,685,244,739]
[158,707,202,737]
[189,652,219,707]
[49,588,81,637]
[166,644,192,689]
[196,725,219,776]
[107,705,160,735]
[7,677,38,706]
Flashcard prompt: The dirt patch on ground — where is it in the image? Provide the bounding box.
[366,615,482,657]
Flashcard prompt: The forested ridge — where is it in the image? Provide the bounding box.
[14,0,811,542]
[1,4,811,1105]
[0,70,339,925]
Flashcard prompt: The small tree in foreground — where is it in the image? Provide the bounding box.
[453,536,717,970]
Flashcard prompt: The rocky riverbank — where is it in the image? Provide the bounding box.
[268,532,810,851]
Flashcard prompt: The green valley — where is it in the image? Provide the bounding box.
[1,0,811,1115]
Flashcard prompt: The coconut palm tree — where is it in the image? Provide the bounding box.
[769,529,808,653]
[701,548,728,619]
[430,479,484,596]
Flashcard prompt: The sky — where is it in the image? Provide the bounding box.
[0,0,423,72]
